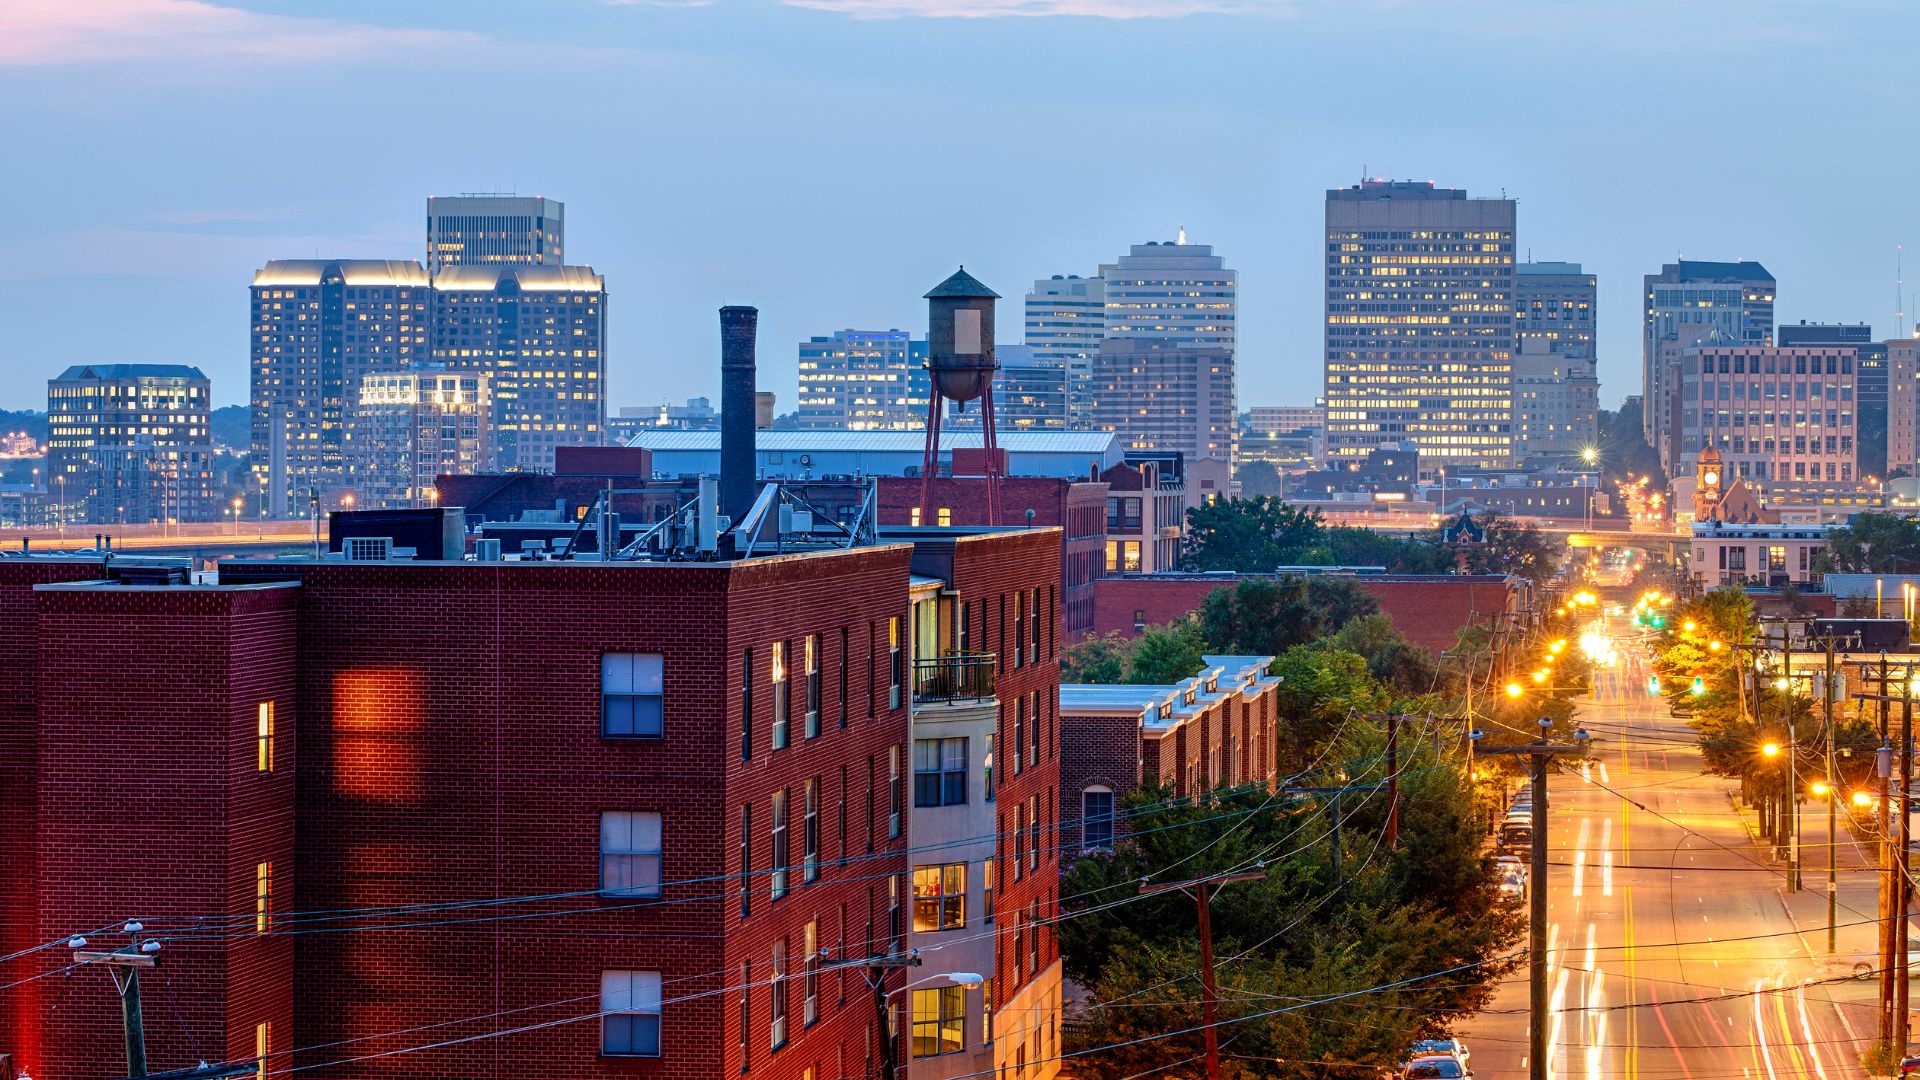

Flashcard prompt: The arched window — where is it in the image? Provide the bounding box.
[1082,786,1115,851]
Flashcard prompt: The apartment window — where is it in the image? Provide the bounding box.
[913,863,967,931]
[1012,803,1025,882]
[1012,592,1024,668]
[740,647,753,760]
[910,985,965,1057]
[772,642,790,749]
[256,701,275,773]
[937,507,952,526]
[738,961,751,1072]
[889,873,904,947]
[888,617,903,709]
[255,861,271,934]
[602,970,663,1057]
[910,506,922,526]
[771,940,789,1049]
[255,1021,269,1080]
[983,978,994,1045]
[804,920,820,1027]
[1027,795,1040,873]
[888,746,903,839]
[805,634,821,740]
[1028,692,1039,768]
[914,737,968,808]
[602,653,664,738]
[958,601,970,654]
[772,790,790,900]
[1031,588,1042,662]
[838,628,849,729]
[983,858,994,923]
[1028,900,1040,974]
[600,811,663,897]
[1083,787,1116,850]
[803,779,821,884]
[983,733,995,801]
[1012,699,1025,776]
[739,804,752,919]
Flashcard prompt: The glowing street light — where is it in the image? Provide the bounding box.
[1505,683,1524,698]
[1853,790,1875,808]
[1810,781,1832,797]
[1761,742,1782,758]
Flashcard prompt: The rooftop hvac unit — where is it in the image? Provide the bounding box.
[343,537,393,562]
[472,538,502,562]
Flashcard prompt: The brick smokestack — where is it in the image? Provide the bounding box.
[719,306,759,524]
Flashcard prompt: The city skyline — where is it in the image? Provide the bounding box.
[3,1,1916,416]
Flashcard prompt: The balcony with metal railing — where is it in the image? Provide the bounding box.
[912,653,996,705]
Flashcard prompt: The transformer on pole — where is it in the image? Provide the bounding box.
[921,267,1003,526]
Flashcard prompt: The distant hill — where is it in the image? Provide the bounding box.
[0,409,48,444]
[212,404,249,449]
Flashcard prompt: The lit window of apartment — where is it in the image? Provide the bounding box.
[255,1021,269,1080]
[888,747,903,839]
[772,790,790,899]
[803,921,820,1027]
[255,861,272,934]
[256,701,275,773]
[888,618,903,709]
[771,939,790,1049]
[911,985,965,1057]
[804,634,821,740]
[601,970,663,1056]
[600,811,663,897]
[772,642,790,749]
[913,863,966,931]
[601,653,663,738]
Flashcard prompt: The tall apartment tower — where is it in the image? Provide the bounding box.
[1889,336,1920,477]
[1099,236,1237,464]
[1090,338,1236,464]
[1023,275,1106,424]
[426,195,564,274]
[347,369,491,509]
[1779,322,1887,479]
[46,364,217,523]
[1513,261,1600,457]
[250,260,431,514]
[1323,181,1517,465]
[429,265,606,472]
[794,330,932,430]
[1641,260,1774,452]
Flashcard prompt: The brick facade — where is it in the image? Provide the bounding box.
[1089,572,1528,653]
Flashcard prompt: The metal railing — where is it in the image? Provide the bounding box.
[913,653,996,704]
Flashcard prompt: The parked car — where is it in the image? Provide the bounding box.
[1411,1038,1470,1071]
[1402,1054,1470,1079]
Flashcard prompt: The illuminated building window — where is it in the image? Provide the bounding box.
[256,701,274,773]
[602,653,663,738]
[599,811,663,897]
[255,861,271,933]
[255,1022,269,1080]
[601,970,663,1056]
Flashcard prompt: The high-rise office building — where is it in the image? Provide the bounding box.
[428,265,606,472]
[794,329,931,430]
[1323,180,1517,465]
[1512,261,1599,457]
[1642,260,1774,450]
[1099,237,1237,463]
[1779,322,1887,479]
[347,369,491,509]
[47,364,217,523]
[1675,344,1863,506]
[1090,338,1235,464]
[944,344,1069,432]
[1889,336,1920,477]
[1024,275,1106,424]
[425,195,564,274]
[250,260,431,514]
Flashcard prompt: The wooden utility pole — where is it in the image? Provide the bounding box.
[1479,723,1590,1080]
[1140,867,1267,1080]
[71,930,161,1080]
[822,952,920,1079]
[1385,713,1401,850]
[1859,660,1919,1047]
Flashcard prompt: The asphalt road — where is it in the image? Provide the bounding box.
[1457,626,1886,1080]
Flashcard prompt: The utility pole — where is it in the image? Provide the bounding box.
[1385,713,1401,850]
[1900,688,1913,1054]
[822,952,920,1079]
[1140,867,1268,1080]
[1478,720,1591,1080]
[70,925,161,1079]
[1813,631,1859,953]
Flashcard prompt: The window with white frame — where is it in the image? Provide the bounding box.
[602,653,664,738]
[771,642,790,749]
[913,737,967,808]
[601,970,663,1056]
[600,811,663,897]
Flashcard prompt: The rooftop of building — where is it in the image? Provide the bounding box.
[252,259,430,288]
[430,264,604,291]
[1517,261,1587,276]
[1654,259,1775,283]
[626,429,1122,455]
[924,266,1000,300]
[1061,655,1277,730]
[51,363,207,383]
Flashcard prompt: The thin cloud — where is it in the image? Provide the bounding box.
[0,0,479,67]
[783,0,1286,15]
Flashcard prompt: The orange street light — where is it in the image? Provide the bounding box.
[1853,790,1875,808]
[1810,781,1832,797]
[1761,742,1782,758]
[1505,683,1523,698]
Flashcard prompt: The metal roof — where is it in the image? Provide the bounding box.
[430,264,604,292]
[53,363,207,382]
[924,267,1000,300]
[628,429,1120,454]
[252,260,429,288]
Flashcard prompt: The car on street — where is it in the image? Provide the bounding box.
[1411,1037,1470,1070]
[1401,1054,1470,1078]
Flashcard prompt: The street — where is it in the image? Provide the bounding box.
[1459,630,1887,1080]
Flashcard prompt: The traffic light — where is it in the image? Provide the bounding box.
[1690,675,1705,696]
[1646,675,1660,696]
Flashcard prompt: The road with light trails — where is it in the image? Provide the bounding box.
[1458,621,1883,1080]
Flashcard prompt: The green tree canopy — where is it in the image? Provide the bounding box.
[1821,512,1920,573]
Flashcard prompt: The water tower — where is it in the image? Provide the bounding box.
[921,267,1003,525]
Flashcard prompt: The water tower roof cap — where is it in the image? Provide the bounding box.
[925,266,1000,300]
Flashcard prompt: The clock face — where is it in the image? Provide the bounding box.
[1703,470,1720,487]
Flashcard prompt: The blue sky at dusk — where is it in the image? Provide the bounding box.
[1,0,1915,413]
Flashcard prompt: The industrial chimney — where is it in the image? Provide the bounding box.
[719,306,759,525]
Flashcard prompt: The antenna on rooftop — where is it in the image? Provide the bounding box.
[1897,243,1908,338]
[1178,224,1187,245]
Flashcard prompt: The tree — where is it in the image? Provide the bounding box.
[1196,576,1379,658]
[1598,402,1667,494]
[1127,620,1208,684]
[1457,512,1564,587]
[1329,613,1440,696]
[1061,631,1131,684]
[1237,460,1286,499]
[1821,512,1920,573]
[1182,497,1323,572]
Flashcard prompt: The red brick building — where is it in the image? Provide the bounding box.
[0,526,1062,1080]
[1089,572,1532,653]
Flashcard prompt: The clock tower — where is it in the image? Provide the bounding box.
[1693,445,1724,521]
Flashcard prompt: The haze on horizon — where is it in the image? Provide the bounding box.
[0,0,1914,414]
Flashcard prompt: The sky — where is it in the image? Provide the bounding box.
[1,0,1917,415]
